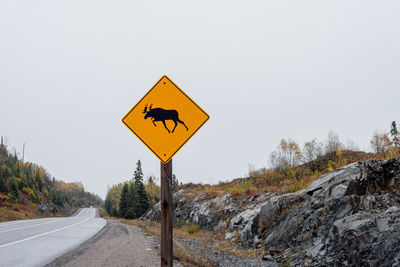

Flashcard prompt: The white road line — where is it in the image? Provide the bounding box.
[0,219,58,234]
[0,218,92,248]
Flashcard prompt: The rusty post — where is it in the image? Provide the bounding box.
[161,159,173,267]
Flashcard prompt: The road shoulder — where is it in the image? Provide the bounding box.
[46,219,160,267]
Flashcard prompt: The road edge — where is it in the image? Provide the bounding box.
[44,218,109,267]
[70,208,82,217]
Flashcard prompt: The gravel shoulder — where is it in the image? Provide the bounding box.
[47,217,271,267]
[46,219,161,267]
[174,236,275,267]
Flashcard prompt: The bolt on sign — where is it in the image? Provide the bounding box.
[122,75,209,163]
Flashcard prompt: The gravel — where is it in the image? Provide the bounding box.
[175,236,276,267]
[46,220,161,267]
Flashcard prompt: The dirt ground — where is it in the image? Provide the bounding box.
[46,219,161,267]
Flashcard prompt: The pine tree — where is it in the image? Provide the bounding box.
[172,174,179,192]
[135,182,149,217]
[9,178,20,202]
[390,121,399,148]
[104,194,112,215]
[35,171,43,192]
[0,175,6,193]
[126,182,137,219]
[111,207,118,216]
[118,183,130,218]
[132,160,149,217]
[133,160,144,183]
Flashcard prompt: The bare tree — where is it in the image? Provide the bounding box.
[325,131,343,153]
[345,139,360,151]
[248,163,256,178]
[268,151,281,171]
[302,138,323,163]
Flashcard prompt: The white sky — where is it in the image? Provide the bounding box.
[1,1,399,198]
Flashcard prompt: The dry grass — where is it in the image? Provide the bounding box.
[173,240,218,267]
[118,218,213,243]
[213,239,263,259]
[0,193,74,222]
[182,151,400,203]
[115,218,217,266]
[113,217,261,266]
[0,203,41,222]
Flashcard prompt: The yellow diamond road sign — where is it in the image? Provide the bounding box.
[122,76,209,163]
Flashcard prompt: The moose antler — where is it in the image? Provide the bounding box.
[149,104,153,110]
[142,104,148,113]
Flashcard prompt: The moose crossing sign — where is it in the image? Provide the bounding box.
[122,75,209,163]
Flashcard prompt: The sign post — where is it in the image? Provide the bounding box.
[161,160,173,266]
[122,75,209,267]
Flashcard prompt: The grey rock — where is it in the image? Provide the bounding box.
[37,201,58,215]
[142,158,400,266]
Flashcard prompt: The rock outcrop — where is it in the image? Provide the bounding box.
[142,158,400,266]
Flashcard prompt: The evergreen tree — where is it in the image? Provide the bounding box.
[390,121,399,148]
[35,171,43,192]
[0,176,6,193]
[111,207,118,217]
[126,182,137,219]
[118,183,130,218]
[132,160,149,217]
[133,160,144,183]
[9,178,20,202]
[172,174,179,192]
[104,194,112,215]
[0,163,8,193]
[135,182,149,217]
[0,136,7,159]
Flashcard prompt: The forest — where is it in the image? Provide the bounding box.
[0,137,103,221]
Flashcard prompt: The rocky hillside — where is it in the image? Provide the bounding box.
[143,158,400,266]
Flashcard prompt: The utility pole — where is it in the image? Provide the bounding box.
[161,159,173,267]
[22,142,25,164]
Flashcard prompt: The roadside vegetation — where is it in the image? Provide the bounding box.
[0,137,103,222]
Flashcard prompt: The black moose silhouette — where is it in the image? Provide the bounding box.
[143,104,189,133]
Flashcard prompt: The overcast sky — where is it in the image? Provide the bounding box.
[1,1,399,198]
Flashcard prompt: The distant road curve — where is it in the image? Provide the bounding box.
[0,208,106,267]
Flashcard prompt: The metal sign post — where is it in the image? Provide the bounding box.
[161,160,173,266]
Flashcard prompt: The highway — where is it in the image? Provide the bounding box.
[0,208,106,267]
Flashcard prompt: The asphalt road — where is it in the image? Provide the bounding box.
[0,208,106,267]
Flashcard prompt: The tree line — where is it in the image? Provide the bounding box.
[268,121,400,171]
[0,137,103,209]
[209,121,400,197]
[104,160,179,219]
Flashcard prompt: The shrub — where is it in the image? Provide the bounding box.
[188,224,200,235]
[22,187,37,202]
[174,220,188,228]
